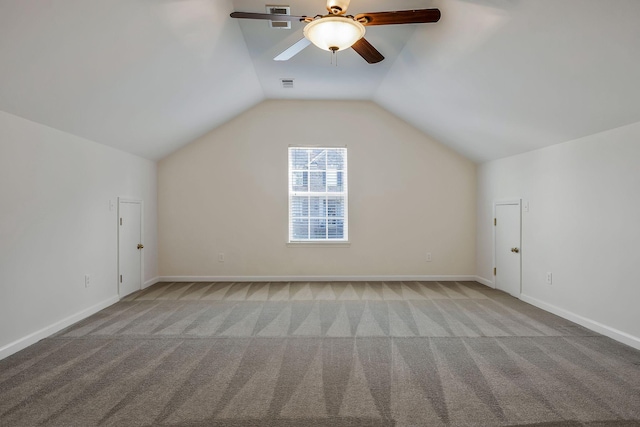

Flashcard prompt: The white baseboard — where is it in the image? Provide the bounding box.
[159,275,478,283]
[0,295,119,361]
[520,294,640,351]
[143,276,160,289]
[474,276,495,288]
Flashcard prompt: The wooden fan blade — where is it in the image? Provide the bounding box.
[351,38,384,64]
[274,38,312,61]
[230,12,306,22]
[355,9,441,26]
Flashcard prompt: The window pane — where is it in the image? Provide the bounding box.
[291,149,308,170]
[292,171,308,192]
[309,196,326,217]
[327,219,344,239]
[292,218,309,239]
[289,147,347,242]
[326,149,344,170]
[309,149,326,170]
[327,198,344,217]
[310,171,325,192]
[310,218,326,239]
[327,171,343,192]
[291,196,309,218]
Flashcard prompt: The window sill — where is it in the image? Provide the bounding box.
[287,241,351,248]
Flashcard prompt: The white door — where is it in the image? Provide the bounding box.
[494,201,521,297]
[118,199,143,297]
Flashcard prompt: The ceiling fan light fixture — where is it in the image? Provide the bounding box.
[303,16,365,52]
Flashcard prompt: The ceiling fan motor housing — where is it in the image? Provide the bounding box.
[326,0,350,14]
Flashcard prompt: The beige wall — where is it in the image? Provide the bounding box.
[158,100,476,278]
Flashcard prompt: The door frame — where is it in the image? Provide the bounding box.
[118,197,144,297]
[493,199,522,295]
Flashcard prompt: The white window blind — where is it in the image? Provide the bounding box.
[288,147,348,242]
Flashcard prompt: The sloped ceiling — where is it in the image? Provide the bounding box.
[1,0,640,162]
[376,0,640,161]
[0,0,263,159]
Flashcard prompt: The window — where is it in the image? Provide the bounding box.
[288,147,348,242]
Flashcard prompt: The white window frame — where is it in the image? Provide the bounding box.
[288,146,349,243]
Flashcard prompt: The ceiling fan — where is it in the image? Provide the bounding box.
[230,0,441,64]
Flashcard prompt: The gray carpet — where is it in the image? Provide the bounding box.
[1,281,640,426]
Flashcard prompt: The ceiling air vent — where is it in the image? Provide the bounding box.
[266,5,291,29]
[281,78,294,89]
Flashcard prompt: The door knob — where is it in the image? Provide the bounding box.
[511,247,519,253]
[137,244,144,250]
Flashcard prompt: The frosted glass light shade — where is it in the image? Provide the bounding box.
[303,16,365,52]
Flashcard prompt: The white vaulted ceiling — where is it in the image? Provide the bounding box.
[0,0,263,159]
[1,0,640,161]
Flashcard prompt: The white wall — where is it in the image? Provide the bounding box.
[159,100,476,279]
[477,121,640,348]
[0,110,157,358]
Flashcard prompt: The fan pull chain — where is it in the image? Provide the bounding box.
[330,47,338,66]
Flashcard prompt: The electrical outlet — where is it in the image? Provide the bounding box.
[218,253,225,262]
[85,274,91,288]
[426,252,432,262]
[546,272,552,285]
